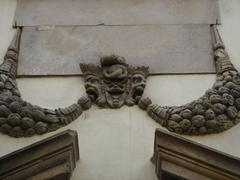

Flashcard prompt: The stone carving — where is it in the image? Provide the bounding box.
[138,25,240,135]
[1,25,239,137]
[80,55,149,108]
[0,28,91,137]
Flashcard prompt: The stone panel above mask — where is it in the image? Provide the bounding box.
[14,0,220,26]
[17,25,215,76]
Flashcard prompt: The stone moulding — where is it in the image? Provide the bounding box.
[138,25,240,135]
[0,129,79,180]
[0,25,240,137]
[152,129,240,179]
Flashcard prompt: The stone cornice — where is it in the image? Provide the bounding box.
[152,128,240,179]
[0,130,79,180]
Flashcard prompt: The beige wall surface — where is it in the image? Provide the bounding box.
[0,0,240,180]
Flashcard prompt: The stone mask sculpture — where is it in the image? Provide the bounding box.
[1,25,240,138]
[80,55,149,108]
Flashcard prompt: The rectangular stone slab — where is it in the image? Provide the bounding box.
[15,0,220,26]
[18,25,215,76]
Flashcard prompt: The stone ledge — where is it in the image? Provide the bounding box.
[0,129,79,180]
[152,129,240,179]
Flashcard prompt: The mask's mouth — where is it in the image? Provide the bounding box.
[132,86,145,99]
[86,87,98,101]
[105,89,125,108]
[107,87,124,95]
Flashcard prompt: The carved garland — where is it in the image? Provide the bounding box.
[0,25,240,137]
[0,28,92,137]
[138,25,240,135]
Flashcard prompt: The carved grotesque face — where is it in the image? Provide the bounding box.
[103,64,128,108]
[130,73,146,100]
[80,55,149,108]
[84,73,100,101]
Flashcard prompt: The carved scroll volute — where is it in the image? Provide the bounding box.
[80,55,149,108]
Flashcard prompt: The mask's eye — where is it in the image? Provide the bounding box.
[132,76,142,83]
[86,75,99,84]
[90,79,99,84]
[104,80,113,85]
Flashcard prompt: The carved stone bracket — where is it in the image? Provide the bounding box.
[138,25,240,135]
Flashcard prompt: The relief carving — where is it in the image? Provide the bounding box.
[80,55,149,108]
[0,25,240,138]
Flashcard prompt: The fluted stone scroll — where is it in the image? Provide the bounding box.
[138,25,240,135]
[0,28,92,137]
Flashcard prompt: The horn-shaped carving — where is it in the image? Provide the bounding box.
[0,28,92,137]
[138,25,240,135]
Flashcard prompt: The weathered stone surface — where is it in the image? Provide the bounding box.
[210,95,222,104]
[222,93,234,106]
[78,95,92,110]
[205,109,215,120]
[199,127,207,134]
[218,87,229,95]
[226,106,238,119]
[235,98,240,110]
[213,81,224,90]
[170,114,183,123]
[9,126,24,137]
[24,128,35,137]
[0,123,12,134]
[225,82,236,89]
[21,117,35,129]
[212,103,226,114]
[231,87,240,98]
[0,105,11,117]
[206,120,217,129]
[0,118,6,125]
[216,114,228,123]
[15,0,220,26]
[192,104,205,115]
[18,25,215,75]
[9,101,22,113]
[138,97,152,110]
[179,119,191,130]
[34,122,48,134]
[192,115,205,127]
[180,109,193,119]
[7,113,21,126]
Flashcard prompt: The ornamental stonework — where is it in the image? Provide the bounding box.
[80,55,149,108]
[0,25,240,137]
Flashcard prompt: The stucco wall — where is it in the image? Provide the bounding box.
[0,0,240,180]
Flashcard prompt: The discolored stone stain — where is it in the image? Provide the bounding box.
[45,28,83,57]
